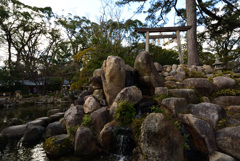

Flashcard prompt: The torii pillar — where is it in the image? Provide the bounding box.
[135,26,192,64]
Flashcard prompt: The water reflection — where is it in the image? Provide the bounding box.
[0,141,49,161]
[0,104,131,161]
[0,104,68,128]
[0,141,131,161]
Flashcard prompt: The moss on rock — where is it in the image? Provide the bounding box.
[43,134,73,157]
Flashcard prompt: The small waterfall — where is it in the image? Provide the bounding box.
[113,127,135,161]
[136,100,157,117]
[125,71,137,87]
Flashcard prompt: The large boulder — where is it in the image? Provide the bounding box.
[213,76,236,90]
[83,96,101,114]
[90,107,108,134]
[182,78,213,96]
[226,106,240,113]
[98,121,135,156]
[93,68,102,77]
[165,80,179,89]
[139,113,184,161]
[109,86,142,119]
[36,117,50,126]
[1,124,28,138]
[78,90,92,99]
[189,103,226,128]
[49,112,64,122]
[21,126,44,146]
[74,126,100,157]
[176,66,185,73]
[45,121,66,138]
[27,119,45,127]
[5,118,23,127]
[154,62,163,72]
[93,89,104,102]
[161,97,188,115]
[213,96,240,106]
[98,122,116,152]
[89,76,102,92]
[79,90,92,98]
[155,87,168,96]
[173,73,186,81]
[101,56,126,106]
[178,114,216,155]
[134,51,164,95]
[113,86,142,104]
[64,105,85,128]
[164,65,172,72]
[209,151,236,161]
[216,126,240,160]
[43,134,73,157]
[169,89,199,104]
[77,90,92,105]
[203,65,215,74]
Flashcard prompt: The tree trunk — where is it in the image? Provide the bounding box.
[186,0,201,66]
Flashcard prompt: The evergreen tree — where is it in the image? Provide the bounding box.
[117,0,240,66]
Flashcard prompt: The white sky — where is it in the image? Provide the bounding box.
[19,0,148,23]
[18,0,186,25]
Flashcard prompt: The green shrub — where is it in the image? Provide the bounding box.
[150,105,166,114]
[131,117,145,142]
[153,94,168,105]
[222,70,235,76]
[114,100,136,126]
[207,73,224,82]
[81,114,92,127]
[188,70,206,78]
[67,125,79,137]
[173,120,190,150]
[215,89,240,96]
[216,118,228,130]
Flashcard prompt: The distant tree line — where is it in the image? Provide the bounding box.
[0,0,239,93]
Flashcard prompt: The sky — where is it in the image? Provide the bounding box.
[18,0,148,23]
[18,0,185,25]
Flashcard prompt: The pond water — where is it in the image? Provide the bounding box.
[0,104,131,161]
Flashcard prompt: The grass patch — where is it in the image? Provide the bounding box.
[131,117,145,142]
[81,114,92,127]
[214,89,240,96]
[188,70,206,78]
[153,94,169,105]
[67,125,79,137]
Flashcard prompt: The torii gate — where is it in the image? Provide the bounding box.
[135,26,192,64]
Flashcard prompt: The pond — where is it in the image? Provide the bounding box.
[0,104,131,161]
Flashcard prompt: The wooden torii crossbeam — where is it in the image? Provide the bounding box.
[135,26,192,64]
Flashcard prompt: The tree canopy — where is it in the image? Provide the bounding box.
[117,0,240,66]
[0,0,239,93]
[117,0,240,29]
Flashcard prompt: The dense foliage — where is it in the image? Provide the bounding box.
[114,100,136,126]
[117,0,240,67]
[1,0,239,93]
